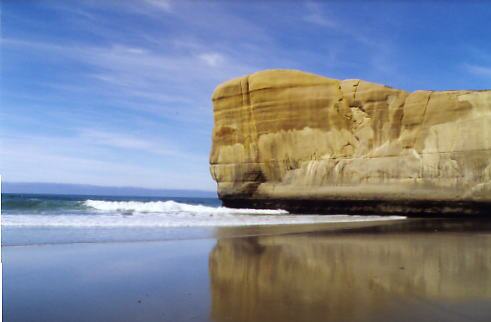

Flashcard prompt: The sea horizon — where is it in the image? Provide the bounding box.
[1,181,217,198]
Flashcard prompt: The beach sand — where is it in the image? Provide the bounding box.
[3,219,491,322]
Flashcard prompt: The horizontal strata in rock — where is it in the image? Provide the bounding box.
[210,69,491,215]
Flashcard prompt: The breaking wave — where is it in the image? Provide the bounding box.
[2,198,406,228]
[83,199,288,215]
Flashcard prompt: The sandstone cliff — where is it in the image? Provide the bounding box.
[210,69,491,214]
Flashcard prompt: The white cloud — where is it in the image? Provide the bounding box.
[303,2,337,28]
[143,0,172,12]
[78,129,154,150]
[304,14,336,28]
[3,38,258,122]
[464,63,491,77]
[69,0,174,16]
[198,52,225,67]
[77,129,193,158]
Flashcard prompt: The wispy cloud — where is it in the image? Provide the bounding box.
[51,0,174,17]
[77,129,195,159]
[303,2,337,28]
[143,0,173,12]
[0,132,211,189]
[464,63,491,77]
[3,37,258,122]
[79,129,157,151]
[0,144,210,189]
[198,52,225,67]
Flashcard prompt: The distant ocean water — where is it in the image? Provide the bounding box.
[1,193,405,245]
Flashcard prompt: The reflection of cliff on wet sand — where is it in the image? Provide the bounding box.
[209,221,491,322]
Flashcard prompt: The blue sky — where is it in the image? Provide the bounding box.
[2,0,491,191]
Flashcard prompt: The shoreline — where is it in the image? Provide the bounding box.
[6,216,491,248]
[1,215,406,247]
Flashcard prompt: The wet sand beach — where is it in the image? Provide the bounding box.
[3,219,491,322]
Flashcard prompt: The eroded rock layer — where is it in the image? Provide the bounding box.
[210,70,491,214]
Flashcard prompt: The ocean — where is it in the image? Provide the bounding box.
[4,194,491,322]
[1,193,404,246]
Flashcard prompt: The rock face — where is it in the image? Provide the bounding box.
[210,69,491,215]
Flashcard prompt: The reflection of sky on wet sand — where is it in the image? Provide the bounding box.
[210,220,491,322]
[3,220,491,322]
[3,240,216,322]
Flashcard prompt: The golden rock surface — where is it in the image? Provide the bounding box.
[210,69,491,210]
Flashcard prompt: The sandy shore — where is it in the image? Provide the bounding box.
[3,219,491,322]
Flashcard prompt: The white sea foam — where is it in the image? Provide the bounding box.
[83,200,288,215]
[1,199,406,228]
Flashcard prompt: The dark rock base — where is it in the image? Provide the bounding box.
[221,198,491,217]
